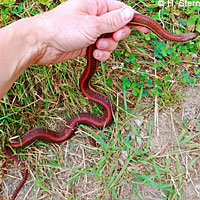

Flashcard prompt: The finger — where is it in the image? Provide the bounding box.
[105,0,126,11]
[98,6,134,34]
[112,25,131,41]
[130,10,150,33]
[96,38,118,52]
[130,25,150,33]
[93,49,111,61]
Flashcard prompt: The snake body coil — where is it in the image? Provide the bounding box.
[4,13,198,200]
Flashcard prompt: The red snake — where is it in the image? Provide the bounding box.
[3,13,198,200]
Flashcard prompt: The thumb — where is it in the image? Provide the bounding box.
[97,6,134,34]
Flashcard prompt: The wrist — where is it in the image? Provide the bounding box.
[31,12,59,64]
[31,14,49,64]
[18,16,47,65]
[0,16,45,98]
[14,17,44,64]
[0,16,45,67]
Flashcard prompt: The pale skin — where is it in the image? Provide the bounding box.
[0,0,149,100]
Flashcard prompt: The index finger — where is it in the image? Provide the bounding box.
[105,1,150,33]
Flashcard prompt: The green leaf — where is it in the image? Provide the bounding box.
[166,47,172,55]
[35,142,54,153]
[0,0,16,5]
[39,0,52,6]
[121,77,131,87]
[154,80,163,86]
[153,87,160,96]
[188,157,200,169]
[196,21,200,33]
[154,48,162,59]
[170,53,181,65]
[144,3,159,9]
[179,19,187,26]
[164,75,171,83]
[187,16,197,25]
[158,41,166,51]
[92,107,98,115]
[178,45,187,54]
[180,132,200,145]
[110,156,132,188]
[132,88,138,96]
[197,40,200,50]
[142,89,149,97]
[147,79,152,88]
[132,87,140,96]
[17,4,23,12]
[129,54,136,63]
[31,10,37,16]
[65,174,81,185]
[106,77,113,87]
[152,63,159,69]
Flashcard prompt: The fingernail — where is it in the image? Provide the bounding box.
[121,29,126,38]
[121,6,133,21]
[99,40,107,49]
[95,51,103,58]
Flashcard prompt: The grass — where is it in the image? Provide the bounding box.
[0,0,200,199]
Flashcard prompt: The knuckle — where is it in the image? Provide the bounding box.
[108,39,118,51]
[107,14,122,31]
[113,42,118,50]
[104,52,111,61]
[92,17,102,36]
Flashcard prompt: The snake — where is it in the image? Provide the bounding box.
[3,13,198,200]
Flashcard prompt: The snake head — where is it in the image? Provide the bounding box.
[178,33,198,43]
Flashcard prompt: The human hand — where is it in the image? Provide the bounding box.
[35,0,149,64]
